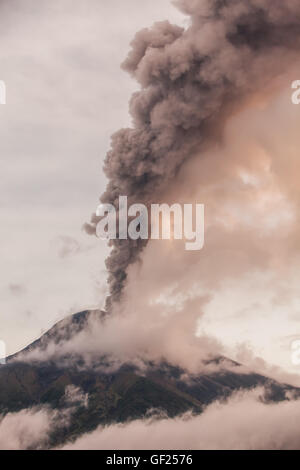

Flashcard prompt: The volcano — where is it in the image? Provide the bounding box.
[0,310,299,449]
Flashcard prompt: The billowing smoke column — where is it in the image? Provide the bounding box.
[85,0,300,310]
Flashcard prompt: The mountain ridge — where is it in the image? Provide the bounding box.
[1,310,299,448]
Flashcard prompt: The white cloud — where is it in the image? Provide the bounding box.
[62,389,300,450]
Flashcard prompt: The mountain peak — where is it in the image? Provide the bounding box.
[1,310,299,449]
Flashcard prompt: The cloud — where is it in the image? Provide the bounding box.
[2,388,300,450]
[64,385,89,409]
[8,283,26,296]
[0,407,53,450]
[1,387,300,450]
[85,0,300,309]
[61,389,300,450]
[51,236,93,259]
[0,383,90,450]
[0,0,184,355]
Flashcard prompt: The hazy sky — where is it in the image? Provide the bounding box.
[0,0,185,354]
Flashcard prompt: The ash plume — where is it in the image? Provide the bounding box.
[85,0,300,309]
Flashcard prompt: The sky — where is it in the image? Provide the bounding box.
[0,0,185,354]
[1,0,300,380]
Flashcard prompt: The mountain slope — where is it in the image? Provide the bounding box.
[0,310,299,448]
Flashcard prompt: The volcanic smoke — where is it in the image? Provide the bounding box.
[84,0,300,311]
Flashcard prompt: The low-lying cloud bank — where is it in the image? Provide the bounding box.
[61,389,300,450]
[2,388,300,450]
[0,384,89,450]
[0,407,54,450]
